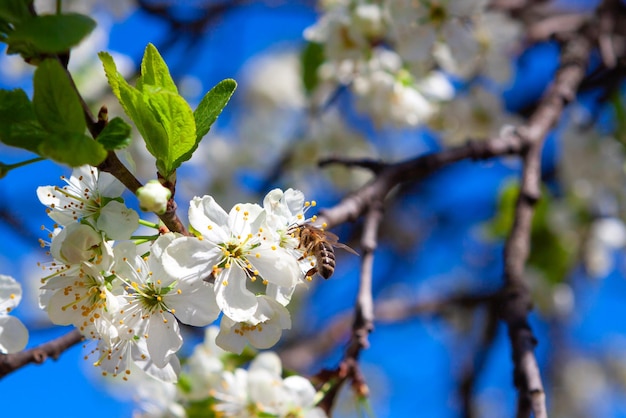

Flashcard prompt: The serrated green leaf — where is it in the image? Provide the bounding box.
[38,132,107,167]
[194,78,236,142]
[7,13,95,54]
[98,51,123,98]
[97,117,132,150]
[145,91,196,175]
[33,59,86,134]
[301,41,324,94]
[100,51,166,153]
[0,89,46,153]
[100,48,198,178]
[137,43,178,93]
[0,0,32,24]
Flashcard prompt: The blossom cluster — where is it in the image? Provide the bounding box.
[36,165,323,382]
[305,0,521,129]
[130,327,326,418]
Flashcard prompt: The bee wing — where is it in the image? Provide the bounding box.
[333,241,359,256]
[322,230,359,255]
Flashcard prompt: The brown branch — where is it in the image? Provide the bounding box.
[0,329,83,379]
[458,304,499,418]
[497,33,592,418]
[315,202,383,414]
[317,131,525,230]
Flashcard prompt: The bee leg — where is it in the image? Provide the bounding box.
[305,267,317,279]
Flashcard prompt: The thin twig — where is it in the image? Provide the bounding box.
[0,329,83,379]
[316,202,383,414]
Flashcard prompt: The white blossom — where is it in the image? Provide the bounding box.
[215,295,292,354]
[111,235,220,368]
[162,196,302,323]
[37,165,139,240]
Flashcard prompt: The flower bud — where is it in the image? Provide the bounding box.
[137,180,171,214]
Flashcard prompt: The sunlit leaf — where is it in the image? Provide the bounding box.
[194,78,236,143]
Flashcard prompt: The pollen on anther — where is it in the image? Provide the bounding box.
[222,280,228,286]
[177,289,182,294]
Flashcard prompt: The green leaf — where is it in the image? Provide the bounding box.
[137,43,178,93]
[100,48,199,179]
[101,53,170,164]
[0,0,32,24]
[145,91,196,175]
[194,78,236,142]
[33,59,86,134]
[301,41,324,94]
[0,89,47,153]
[97,117,132,150]
[98,51,123,98]
[38,132,107,167]
[6,13,95,54]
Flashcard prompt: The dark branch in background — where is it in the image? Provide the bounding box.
[316,133,526,229]
[459,304,499,418]
[496,30,591,418]
[0,329,82,379]
[315,201,382,413]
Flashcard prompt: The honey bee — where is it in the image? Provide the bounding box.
[290,224,358,279]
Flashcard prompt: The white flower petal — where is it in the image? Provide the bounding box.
[214,267,257,322]
[133,339,182,383]
[166,280,221,326]
[0,274,22,312]
[252,246,301,288]
[146,311,183,368]
[0,316,28,353]
[189,195,230,241]
[97,200,139,240]
[215,316,248,354]
[162,237,221,278]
